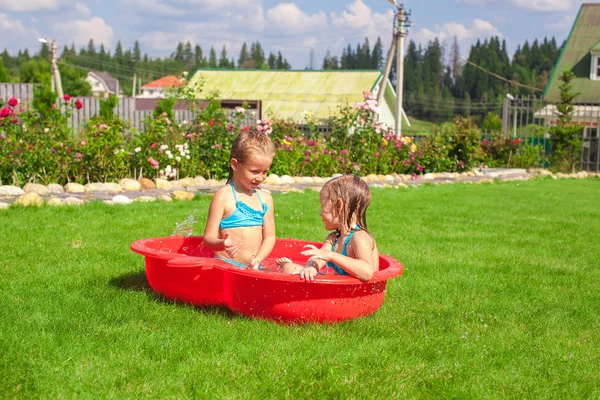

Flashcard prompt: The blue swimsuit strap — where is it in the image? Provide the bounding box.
[327,227,360,275]
[230,182,267,213]
[330,226,360,254]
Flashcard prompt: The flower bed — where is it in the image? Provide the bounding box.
[1,90,548,186]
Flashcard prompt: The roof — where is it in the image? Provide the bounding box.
[187,69,392,122]
[87,71,120,94]
[591,39,600,53]
[543,3,600,103]
[141,75,183,89]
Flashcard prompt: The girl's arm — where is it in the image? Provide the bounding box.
[302,232,376,281]
[297,235,335,281]
[202,188,236,256]
[249,191,276,269]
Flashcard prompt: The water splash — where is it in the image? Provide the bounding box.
[172,209,199,237]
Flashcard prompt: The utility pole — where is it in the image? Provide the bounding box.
[51,40,64,98]
[395,7,408,137]
[132,73,137,97]
[376,1,411,137]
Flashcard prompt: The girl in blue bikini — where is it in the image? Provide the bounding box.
[202,130,276,269]
[277,174,379,282]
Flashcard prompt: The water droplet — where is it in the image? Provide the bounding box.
[172,211,199,237]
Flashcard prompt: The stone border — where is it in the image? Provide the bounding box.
[0,169,596,209]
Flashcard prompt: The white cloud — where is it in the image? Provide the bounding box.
[53,16,114,47]
[508,0,575,12]
[75,3,91,17]
[457,0,577,12]
[414,18,502,44]
[121,0,186,17]
[0,12,28,36]
[266,3,326,31]
[0,0,65,12]
[545,13,577,33]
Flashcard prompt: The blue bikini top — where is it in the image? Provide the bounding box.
[220,182,268,230]
[326,226,360,276]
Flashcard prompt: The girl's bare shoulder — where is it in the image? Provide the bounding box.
[213,185,235,202]
[351,230,376,248]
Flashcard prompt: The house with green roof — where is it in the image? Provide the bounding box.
[543,3,600,104]
[540,2,600,150]
[187,69,397,127]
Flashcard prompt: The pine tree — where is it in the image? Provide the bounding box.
[372,37,384,69]
[268,52,276,69]
[133,41,141,64]
[87,39,96,56]
[219,45,230,68]
[208,47,217,68]
[172,42,183,62]
[194,45,204,68]
[450,36,462,84]
[183,41,193,66]
[238,42,250,68]
[250,41,265,68]
[38,42,49,60]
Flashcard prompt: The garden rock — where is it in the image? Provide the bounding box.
[157,195,173,202]
[119,178,140,191]
[172,191,195,201]
[0,202,10,209]
[48,184,65,193]
[422,173,435,181]
[104,182,123,193]
[47,198,64,206]
[0,185,24,196]
[364,174,378,183]
[280,175,295,184]
[133,196,156,203]
[205,179,222,186]
[64,197,84,205]
[24,183,49,195]
[178,178,196,187]
[156,179,173,189]
[194,176,206,185]
[112,195,133,205]
[14,192,43,207]
[138,178,156,189]
[264,174,281,185]
[85,183,107,192]
[65,183,85,193]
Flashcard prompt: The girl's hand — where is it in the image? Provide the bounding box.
[301,245,332,262]
[222,233,238,258]
[293,265,318,282]
[248,257,261,270]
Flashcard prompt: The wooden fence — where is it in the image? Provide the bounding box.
[1,82,260,132]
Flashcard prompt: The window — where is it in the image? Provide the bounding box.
[592,55,600,80]
[585,127,598,138]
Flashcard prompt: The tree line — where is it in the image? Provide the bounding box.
[1,34,560,124]
[322,36,561,123]
[0,40,292,97]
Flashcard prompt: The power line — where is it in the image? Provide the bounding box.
[452,51,544,92]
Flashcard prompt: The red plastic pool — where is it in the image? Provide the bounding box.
[130,236,403,323]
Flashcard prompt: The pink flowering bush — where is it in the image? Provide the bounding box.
[74,116,131,182]
[0,84,85,184]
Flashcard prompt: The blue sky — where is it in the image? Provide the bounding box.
[0,0,592,69]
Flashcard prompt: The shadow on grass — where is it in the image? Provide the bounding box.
[109,270,238,320]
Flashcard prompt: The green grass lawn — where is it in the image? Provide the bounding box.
[1,179,599,398]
